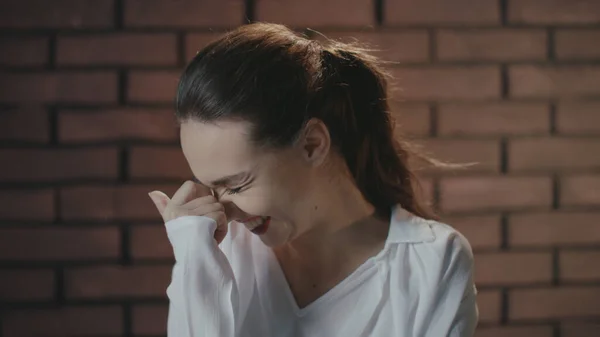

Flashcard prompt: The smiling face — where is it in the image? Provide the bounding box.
[180,119,322,247]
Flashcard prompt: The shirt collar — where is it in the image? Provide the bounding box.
[386,205,436,244]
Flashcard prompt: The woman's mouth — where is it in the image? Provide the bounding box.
[243,216,271,235]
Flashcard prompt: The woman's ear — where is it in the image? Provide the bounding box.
[299,118,331,167]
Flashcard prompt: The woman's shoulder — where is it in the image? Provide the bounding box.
[386,209,479,335]
[426,218,474,258]
[387,206,474,274]
[389,206,472,247]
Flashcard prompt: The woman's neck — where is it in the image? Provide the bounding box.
[273,174,390,287]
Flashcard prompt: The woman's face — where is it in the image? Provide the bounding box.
[180,119,320,247]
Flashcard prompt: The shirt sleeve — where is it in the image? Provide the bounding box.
[418,232,479,337]
[164,215,239,337]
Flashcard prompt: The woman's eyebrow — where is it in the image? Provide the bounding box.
[211,172,248,186]
[192,172,249,187]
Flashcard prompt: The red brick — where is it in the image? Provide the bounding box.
[60,184,179,220]
[57,33,177,66]
[562,175,600,206]
[316,30,429,63]
[132,305,168,335]
[557,102,600,135]
[561,322,600,337]
[130,146,190,179]
[66,265,171,299]
[125,0,244,28]
[0,0,113,29]
[0,269,54,301]
[0,37,48,66]
[185,33,223,61]
[390,66,500,101]
[440,176,552,212]
[443,215,501,250]
[59,108,178,143]
[0,189,55,221]
[475,252,552,286]
[0,72,118,103]
[131,225,172,260]
[556,29,600,60]
[510,286,600,320]
[478,290,501,323]
[386,0,499,25]
[0,106,49,143]
[438,102,549,136]
[128,70,180,103]
[0,148,118,182]
[256,0,373,28]
[510,65,600,98]
[560,250,600,282]
[476,326,553,337]
[510,138,600,172]
[509,0,600,24]
[510,211,600,247]
[437,29,546,62]
[412,139,500,174]
[2,306,122,337]
[390,102,430,137]
[0,227,119,261]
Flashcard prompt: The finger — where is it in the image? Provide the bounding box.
[182,195,220,209]
[185,202,224,215]
[204,211,228,243]
[194,183,213,199]
[171,180,197,205]
[214,226,228,245]
[204,210,227,226]
[148,191,170,216]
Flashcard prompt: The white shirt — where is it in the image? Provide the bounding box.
[165,205,478,337]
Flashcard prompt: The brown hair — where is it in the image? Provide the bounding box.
[176,23,437,220]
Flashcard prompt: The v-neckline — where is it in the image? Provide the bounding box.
[264,240,391,317]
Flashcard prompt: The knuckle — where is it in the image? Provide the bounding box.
[203,195,218,204]
[207,211,223,222]
[161,202,226,224]
[196,184,212,196]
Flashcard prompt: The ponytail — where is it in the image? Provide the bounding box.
[311,43,436,220]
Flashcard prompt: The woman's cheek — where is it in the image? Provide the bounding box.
[231,191,274,217]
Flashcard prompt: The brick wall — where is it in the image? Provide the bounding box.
[1,0,600,336]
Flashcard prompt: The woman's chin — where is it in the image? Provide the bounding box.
[256,219,293,247]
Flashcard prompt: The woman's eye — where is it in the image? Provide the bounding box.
[225,187,243,195]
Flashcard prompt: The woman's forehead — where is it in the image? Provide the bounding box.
[180,120,257,180]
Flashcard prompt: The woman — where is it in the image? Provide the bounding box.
[148,23,478,337]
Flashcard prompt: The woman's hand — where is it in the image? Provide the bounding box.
[148,180,228,243]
